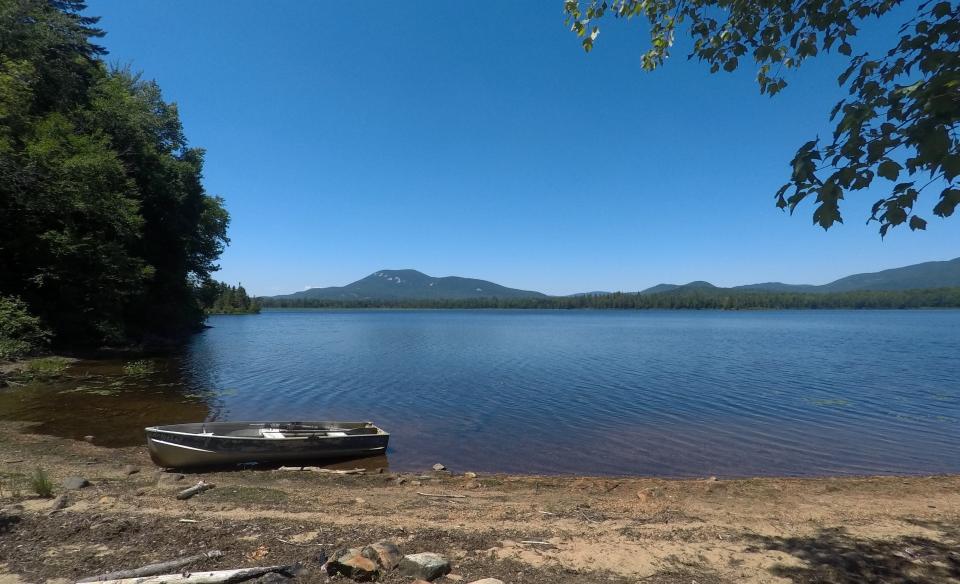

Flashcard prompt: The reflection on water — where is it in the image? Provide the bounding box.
[3,309,960,477]
[0,357,210,446]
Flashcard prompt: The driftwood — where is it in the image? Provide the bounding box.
[520,540,554,546]
[76,550,223,582]
[416,491,467,499]
[176,481,215,500]
[276,466,365,475]
[79,564,293,584]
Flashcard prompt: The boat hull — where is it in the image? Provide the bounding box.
[145,421,389,469]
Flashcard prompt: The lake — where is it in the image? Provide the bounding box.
[3,309,959,477]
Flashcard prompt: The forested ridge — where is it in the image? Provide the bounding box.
[0,1,230,356]
[260,287,960,310]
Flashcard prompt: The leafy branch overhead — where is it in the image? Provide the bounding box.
[564,0,960,235]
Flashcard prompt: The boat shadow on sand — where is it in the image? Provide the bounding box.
[155,453,391,475]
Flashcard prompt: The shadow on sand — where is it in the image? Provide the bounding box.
[744,519,960,583]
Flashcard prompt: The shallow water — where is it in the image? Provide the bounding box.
[3,309,959,477]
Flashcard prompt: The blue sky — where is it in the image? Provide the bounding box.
[87,1,955,296]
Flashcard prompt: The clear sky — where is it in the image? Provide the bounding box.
[86,1,955,296]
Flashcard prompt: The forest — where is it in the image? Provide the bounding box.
[199,282,261,315]
[259,287,960,311]
[0,1,229,356]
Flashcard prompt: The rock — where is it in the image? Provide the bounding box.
[83,435,95,443]
[463,480,480,490]
[62,476,90,490]
[394,476,407,485]
[432,463,447,471]
[707,475,718,482]
[398,552,451,581]
[446,575,464,581]
[326,547,381,581]
[135,487,149,496]
[48,494,68,513]
[365,540,402,570]
[411,480,422,486]
[122,465,140,476]
[354,497,366,505]
[467,579,504,584]
[463,472,477,479]
[376,467,385,474]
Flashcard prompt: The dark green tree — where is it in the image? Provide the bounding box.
[563,0,959,235]
[0,0,229,347]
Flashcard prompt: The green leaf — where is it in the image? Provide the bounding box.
[877,160,901,181]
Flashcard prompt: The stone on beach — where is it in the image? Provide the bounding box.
[398,552,451,581]
[62,476,90,490]
[326,547,382,581]
[432,463,447,471]
[365,540,402,570]
[48,494,68,513]
[467,580,505,584]
[122,465,140,476]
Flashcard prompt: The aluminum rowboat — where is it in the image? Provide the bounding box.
[145,421,389,468]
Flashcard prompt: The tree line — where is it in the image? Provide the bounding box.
[198,282,261,315]
[259,288,960,311]
[0,1,229,355]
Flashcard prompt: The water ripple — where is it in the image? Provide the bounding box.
[173,309,960,477]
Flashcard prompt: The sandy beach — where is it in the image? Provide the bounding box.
[1,421,958,583]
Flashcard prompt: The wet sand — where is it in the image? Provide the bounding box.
[1,421,959,583]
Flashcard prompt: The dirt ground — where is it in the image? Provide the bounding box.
[1,422,959,584]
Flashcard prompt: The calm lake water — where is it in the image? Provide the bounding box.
[4,309,960,477]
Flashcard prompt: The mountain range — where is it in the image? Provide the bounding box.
[269,257,960,300]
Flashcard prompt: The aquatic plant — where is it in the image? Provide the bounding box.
[123,360,155,376]
[24,357,70,378]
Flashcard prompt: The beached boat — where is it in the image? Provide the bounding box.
[145,421,389,468]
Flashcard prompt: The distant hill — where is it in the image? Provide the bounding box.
[641,257,960,295]
[267,258,960,302]
[272,269,547,301]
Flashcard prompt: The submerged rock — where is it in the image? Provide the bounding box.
[62,476,90,490]
[398,552,451,581]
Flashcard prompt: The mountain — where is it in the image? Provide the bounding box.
[272,269,547,301]
[641,257,960,295]
[640,281,718,294]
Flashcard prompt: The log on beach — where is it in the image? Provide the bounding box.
[176,481,215,500]
[77,550,223,582]
[78,564,294,584]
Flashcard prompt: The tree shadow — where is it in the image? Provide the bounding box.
[743,521,960,583]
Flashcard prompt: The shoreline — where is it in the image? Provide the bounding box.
[1,422,958,583]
